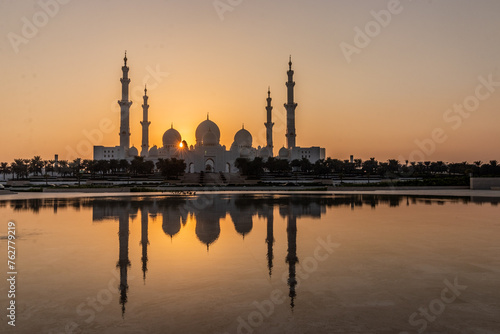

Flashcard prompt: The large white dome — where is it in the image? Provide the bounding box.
[233,127,252,148]
[162,127,182,148]
[195,117,220,144]
[203,128,218,146]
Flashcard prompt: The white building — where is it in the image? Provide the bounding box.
[93,53,326,172]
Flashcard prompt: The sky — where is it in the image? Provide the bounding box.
[1,0,500,163]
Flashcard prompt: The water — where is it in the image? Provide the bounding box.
[1,193,499,334]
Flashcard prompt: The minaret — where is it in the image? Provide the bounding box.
[140,206,149,284]
[286,214,298,310]
[264,87,274,156]
[118,52,133,152]
[284,56,297,149]
[117,211,130,318]
[265,206,274,277]
[140,86,150,157]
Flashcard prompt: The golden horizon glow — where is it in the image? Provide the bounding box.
[1,1,500,163]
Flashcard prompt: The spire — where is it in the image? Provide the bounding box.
[171,122,173,129]
[140,82,150,157]
[242,123,244,129]
[119,52,132,154]
[265,87,274,156]
[288,55,292,70]
[285,56,297,149]
[207,112,209,120]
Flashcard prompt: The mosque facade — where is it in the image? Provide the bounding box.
[93,54,325,172]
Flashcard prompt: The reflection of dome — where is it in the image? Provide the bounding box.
[234,127,252,148]
[162,215,181,238]
[129,146,138,157]
[231,211,253,237]
[149,145,158,157]
[195,217,220,249]
[279,147,289,158]
[203,128,218,146]
[162,127,182,148]
[196,118,220,144]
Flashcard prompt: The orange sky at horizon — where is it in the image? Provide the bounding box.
[1,0,500,164]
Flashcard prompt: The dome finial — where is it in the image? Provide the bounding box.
[207,112,209,120]
[242,123,244,129]
[171,122,173,129]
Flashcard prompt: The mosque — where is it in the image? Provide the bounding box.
[93,53,325,173]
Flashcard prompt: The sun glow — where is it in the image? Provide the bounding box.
[179,142,184,148]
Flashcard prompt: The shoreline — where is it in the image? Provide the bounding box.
[1,187,500,200]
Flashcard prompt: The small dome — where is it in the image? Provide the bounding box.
[279,147,289,158]
[260,147,270,158]
[162,127,182,148]
[203,128,218,146]
[128,146,139,157]
[240,147,250,158]
[196,118,220,144]
[149,145,158,157]
[234,127,252,148]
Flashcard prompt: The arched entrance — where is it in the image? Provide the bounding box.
[189,163,194,173]
[205,159,214,173]
[225,162,231,173]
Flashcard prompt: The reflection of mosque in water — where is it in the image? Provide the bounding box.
[3,194,499,316]
[91,194,329,315]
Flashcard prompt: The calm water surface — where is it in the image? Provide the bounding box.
[1,193,499,334]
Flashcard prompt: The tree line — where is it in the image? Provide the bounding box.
[1,156,499,181]
[235,157,500,179]
[0,156,186,180]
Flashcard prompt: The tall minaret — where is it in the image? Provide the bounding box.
[117,211,130,318]
[140,206,149,283]
[286,213,298,310]
[265,206,274,277]
[140,86,150,157]
[284,56,297,149]
[119,52,133,152]
[264,87,274,156]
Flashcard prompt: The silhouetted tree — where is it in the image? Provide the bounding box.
[156,158,186,179]
[235,157,264,177]
[29,156,44,176]
[0,162,9,181]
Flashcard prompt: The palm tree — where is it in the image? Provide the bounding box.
[29,156,44,176]
[0,162,9,181]
[58,160,69,177]
[12,159,28,179]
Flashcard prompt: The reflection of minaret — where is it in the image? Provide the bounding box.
[140,86,150,157]
[117,212,130,317]
[119,51,133,152]
[264,87,274,156]
[140,207,149,284]
[286,215,298,310]
[284,56,297,149]
[265,208,274,277]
